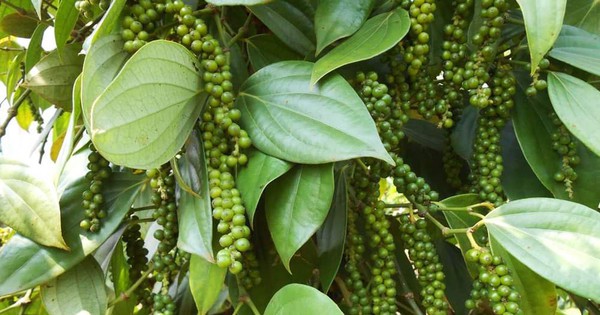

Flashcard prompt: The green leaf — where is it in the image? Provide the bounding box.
[403,119,445,151]
[206,0,271,5]
[311,7,409,84]
[483,197,600,302]
[176,132,214,262]
[25,24,46,73]
[189,255,227,315]
[16,95,34,130]
[0,38,22,84]
[439,193,487,276]
[90,0,127,44]
[54,0,79,58]
[237,61,394,165]
[54,75,83,184]
[501,122,552,200]
[549,26,600,77]
[490,236,558,315]
[90,40,206,169]
[23,43,84,110]
[237,149,294,226]
[248,0,316,55]
[548,72,600,156]
[110,241,137,315]
[265,163,334,272]
[515,0,566,74]
[315,168,347,292]
[436,240,472,315]
[314,0,374,55]
[0,157,67,249]
[246,34,302,71]
[264,284,343,315]
[81,34,128,130]
[41,256,107,315]
[564,0,600,35]
[512,83,600,209]
[0,12,38,38]
[0,171,144,296]
[6,51,25,105]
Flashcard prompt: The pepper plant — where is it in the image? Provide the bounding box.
[0,0,600,314]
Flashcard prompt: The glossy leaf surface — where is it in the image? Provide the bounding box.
[264,284,343,315]
[237,149,293,226]
[311,7,409,84]
[248,0,316,55]
[490,237,558,315]
[237,61,394,165]
[314,0,374,54]
[0,157,66,249]
[548,72,600,156]
[515,0,566,73]
[177,133,214,262]
[265,163,334,272]
[549,25,600,76]
[0,172,144,296]
[189,255,227,315]
[484,198,600,302]
[91,40,206,169]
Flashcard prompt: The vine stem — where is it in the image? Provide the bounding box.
[0,89,31,139]
[0,290,32,314]
[383,202,412,208]
[334,276,352,307]
[227,13,253,47]
[240,295,260,315]
[170,158,202,199]
[506,16,524,25]
[107,266,154,307]
[130,205,158,212]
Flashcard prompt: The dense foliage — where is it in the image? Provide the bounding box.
[1,0,600,314]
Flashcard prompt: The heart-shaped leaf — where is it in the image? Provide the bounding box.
[314,0,374,55]
[41,256,107,315]
[0,157,66,249]
[237,149,294,226]
[311,7,409,84]
[264,284,343,315]
[23,43,84,110]
[91,40,207,169]
[548,71,600,157]
[483,197,600,302]
[189,255,227,315]
[176,133,214,262]
[81,34,128,130]
[237,61,394,165]
[515,0,566,73]
[0,171,144,296]
[549,25,600,77]
[265,163,334,273]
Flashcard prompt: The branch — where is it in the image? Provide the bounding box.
[0,89,31,139]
